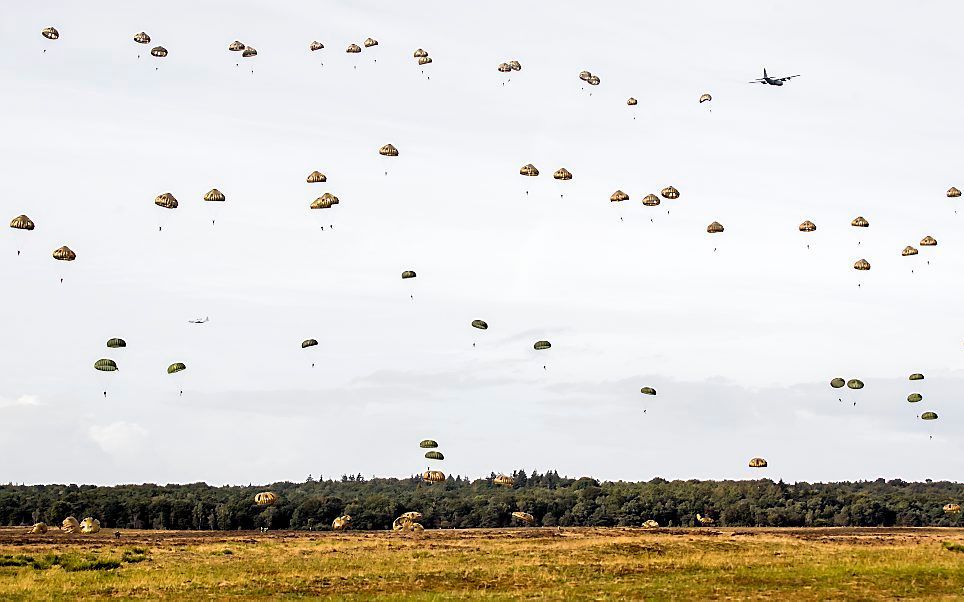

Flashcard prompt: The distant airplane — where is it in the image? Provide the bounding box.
[749,68,800,86]
[188,317,209,324]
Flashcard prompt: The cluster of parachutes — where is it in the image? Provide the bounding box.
[420,440,446,483]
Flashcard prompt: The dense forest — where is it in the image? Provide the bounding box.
[1,473,961,530]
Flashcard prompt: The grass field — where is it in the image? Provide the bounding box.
[0,527,962,599]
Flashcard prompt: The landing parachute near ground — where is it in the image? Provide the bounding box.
[494,475,514,487]
[512,512,535,524]
[80,518,101,534]
[254,492,278,506]
[423,470,445,483]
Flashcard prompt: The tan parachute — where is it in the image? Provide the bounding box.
[851,216,869,228]
[920,236,937,247]
[346,43,362,53]
[642,194,661,206]
[494,474,514,487]
[902,246,919,257]
[799,220,816,232]
[310,197,334,209]
[642,519,660,528]
[579,71,592,82]
[414,49,428,58]
[520,164,539,176]
[553,168,572,181]
[27,523,48,534]
[707,221,724,234]
[944,503,961,514]
[853,258,871,271]
[627,98,638,106]
[133,32,151,44]
[309,41,324,51]
[155,193,178,209]
[150,46,168,58]
[307,171,327,183]
[508,60,522,71]
[229,41,245,52]
[660,186,679,199]
[364,38,378,48]
[587,75,600,86]
[332,515,352,530]
[42,27,60,40]
[61,517,80,533]
[418,57,433,65]
[80,517,101,534]
[52,246,76,261]
[379,143,399,157]
[254,492,278,506]
[696,513,715,526]
[423,470,445,483]
[699,93,712,103]
[10,215,35,230]
[610,190,629,202]
[749,457,768,468]
[242,47,257,58]
[498,63,512,73]
[512,512,535,525]
[947,187,961,198]
[203,189,225,202]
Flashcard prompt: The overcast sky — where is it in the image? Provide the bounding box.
[1,1,962,486]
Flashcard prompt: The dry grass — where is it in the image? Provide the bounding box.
[0,527,962,600]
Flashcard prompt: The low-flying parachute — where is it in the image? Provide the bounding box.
[921,411,938,421]
[696,513,715,526]
[494,475,514,487]
[94,359,118,372]
[611,190,629,202]
[414,49,428,58]
[379,143,399,157]
[511,511,535,525]
[749,457,768,468]
[150,46,168,58]
[364,38,378,48]
[830,378,845,388]
[471,320,488,330]
[52,246,76,261]
[346,43,362,53]
[425,451,444,460]
[907,393,923,403]
[332,515,351,530]
[920,236,937,247]
[642,519,660,528]
[902,246,919,257]
[909,373,924,381]
[302,339,318,348]
[799,220,816,232]
[309,41,324,51]
[699,93,712,103]
[627,98,638,106]
[155,193,178,209]
[853,259,871,271]
[307,171,327,183]
[42,27,60,40]
[401,270,416,279]
[423,470,445,483]
[661,186,679,200]
[80,517,101,534]
[27,523,48,534]
[167,362,187,374]
[944,503,962,514]
[134,32,151,44]
[707,221,724,234]
[851,216,869,228]
[418,56,432,65]
[520,164,539,176]
[61,517,80,533]
[947,187,961,198]
[640,387,657,396]
[553,168,572,180]
[254,492,278,506]
[107,338,126,348]
[203,189,225,202]
[642,194,660,206]
[534,340,551,350]
[242,46,257,57]
[847,379,864,390]
[10,215,34,230]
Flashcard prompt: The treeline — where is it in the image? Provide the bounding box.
[1,473,961,530]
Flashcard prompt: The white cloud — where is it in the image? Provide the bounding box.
[88,422,148,456]
[0,395,39,408]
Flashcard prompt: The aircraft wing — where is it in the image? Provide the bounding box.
[777,74,800,81]
[748,79,767,83]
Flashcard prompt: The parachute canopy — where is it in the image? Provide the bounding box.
[749,457,768,468]
[242,47,257,58]
[254,492,278,506]
[302,339,318,349]
[707,221,724,234]
[512,511,535,524]
[799,220,816,232]
[332,515,351,530]
[944,503,962,514]
[587,75,600,86]
[42,27,60,40]
[414,49,428,58]
[52,246,76,261]
[229,41,245,51]
[907,393,923,403]
[419,440,438,449]
[642,194,661,206]
[853,259,871,271]
[471,320,488,330]
[28,523,48,534]
[909,373,924,381]
[640,387,657,396]
[203,189,225,202]
[94,359,118,372]
[155,193,178,209]
[920,236,937,247]
[167,362,186,374]
[579,71,592,82]
[418,56,433,65]
[533,340,551,350]
[660,186,679,200]
[508,60,522,71]
[699,93,712,103]
[921,412,938,421]
[902,246,919,257]
[80,517,101,534]
[627,98,638,106]
[310,196,335,209]
[10,215,35,230]
[423,470,445,483]
[553,168,572,181]
[498,62,511,73]
[851,216,869,228]
[425,451,444,460]
[364,38,378,48]
[494,475,514,487]
[947,187,961,198]
[61,516,80,533]
[830,378,845,388]
[106,338,126,349]
[611,190,629,202]
[520,163,539,177]
[401,270,416,279]
[309,41,324,51]
[134,32,150,44]
[847,379,864,390]
[150,46,168,58]
[346,43,362,53]
[307,171,327,183]
[379,143,399,157]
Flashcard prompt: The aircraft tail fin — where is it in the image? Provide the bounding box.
[763,67,768,78]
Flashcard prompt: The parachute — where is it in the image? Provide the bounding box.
[533,340,551,350]
[611,190,629,202]
[379,144,399,157]
[309,41,324,51]
[498,63,511,73]
[642,519,660,528]
[494,475,514,487]
[578,71,592,82]
[699,93,712,103]
[332,515,352,530]
[61,517,80,533]
[660,186,679,200]
[302,339,318,348]
[106,338,126,349]
[587,76,600,86]
[155,193,178,209]
[80,517,101,534]
[27,523,48,534]
[921,412,938,421]
[627,98,638,106]
[471,320,488,330]
[853,259,871,271]
[133,32,150,44]
[346,44,362,53]
[307,171,327,183]
[902,246,919,257]
[94,359,118,372]
[418,57,433,65]
[10,215,35,230]
[363,38,378,48]
[909,373,924,381]
[414,49,428,58]
[242,47,257,58]
[150,46,168,58]
[830,378,845,388]
[944,504,962,514]
[42,27,60,40]
[920,236,937,247]
[419,441,439,452]
[167,362,187,374]
[749,457,768,468]
[519,164,540,177]
[947,187,961,198]
[203,189,225,202]
[512,511,535,525]
[553,168,572,180]
[508,60,522,71]
[423,470,445,483]
[424,451,444,461]
[706,221,724,234]
[907,393,923,403]
[52,246,76,261]
[642,194,661,206]
[799,220,816,232]
[310,195,336,209]
[254,492,278,506]
[851,216,869,228]
[696,513,715,526]
[847,379,864,390]
[640,387,657,396]
[401,270,416,279]
[229,41,245,52]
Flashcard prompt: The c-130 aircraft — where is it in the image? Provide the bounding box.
[749,68,800,86]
